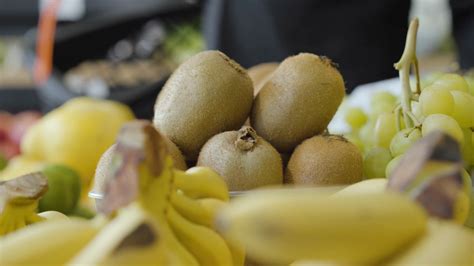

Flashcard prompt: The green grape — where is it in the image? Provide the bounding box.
[432,73,469,92]
[411,101,424,122]
[370,91,397,106]
[420,72,443,89]
[464,75,474,95]
[344,107,368,129]
[374,113,397,148]
[363,147,392,179]
[450,91,474,128]
[419,86,454,116]
[385,154,404,178]
[389,127,422,157]
[359,120,375,147]
[344,134,365,153]
[422,114,464,144]
[370,102,395,120]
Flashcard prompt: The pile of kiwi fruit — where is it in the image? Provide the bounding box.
[95,50,364,193]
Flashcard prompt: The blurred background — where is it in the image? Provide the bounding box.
[0,0,472,114]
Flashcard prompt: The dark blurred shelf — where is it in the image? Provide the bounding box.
[0,88,40,113]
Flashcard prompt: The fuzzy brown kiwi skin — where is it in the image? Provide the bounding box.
[197,126,283,191]
[162,135,187,170]
[247,62,279,96]
[285,135,363,186]
[153,50,254,161]
[250,53,345,153]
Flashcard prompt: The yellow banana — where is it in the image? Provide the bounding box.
[167,206,233,266]
[386,219,474,265]
[174,167,229,201]
[0,172,48,236]
[68,203,185,265]
[217,189,427,265]
[0,217,101,265]
[38,210,69,220]
[465,190,474,228]
[198,198,227,227]
[78,120,232,265]
[170,190,215,227]
[198,198,246,266]
[334,178,387,196]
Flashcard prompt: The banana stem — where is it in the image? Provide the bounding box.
[394,18,420,129]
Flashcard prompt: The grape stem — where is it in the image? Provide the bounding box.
[394,18,420,129]
[395,105,402,131]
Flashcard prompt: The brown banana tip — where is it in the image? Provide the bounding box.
[388,131,461,191]
[99,120,168,215]
[0,172,48,203]
[113,222,158,254]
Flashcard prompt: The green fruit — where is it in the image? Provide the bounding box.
[154,50,254,160]
[363,147,392,179]
[38,164,81,214]
[385,155,404,178]
[251,53,345,153]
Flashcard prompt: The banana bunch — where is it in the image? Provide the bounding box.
[217,188,427,265]
[0,216,103,265]
[0,172,69,236]
[385,218,474,265]
[69,120,242,265]
[0,172,103,265]
[218,186,474,265]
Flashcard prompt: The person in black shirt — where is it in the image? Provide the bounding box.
[202,0,474,92]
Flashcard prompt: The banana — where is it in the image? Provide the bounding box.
[334,178,387,196]
[0,172,48,235]
[198,198,246,266]
[38,210,69,220]
[385,219,474,265]
[465,190,474,228]
[73,120,233,265]
[223,234,246,266]
[217,189,427,265]
[167,205,233,266]
[174,167,229,201]
[0,217,101,265]
[68,203,187,265]
[170,190,215,227]
[198,198,227,226]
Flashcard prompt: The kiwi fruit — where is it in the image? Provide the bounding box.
[162,136,187,170]
[197,126,283,191]
[247,62,279,96]
[154,50,254,160]
[286,135,363,185]
[92,136,186,195]
[250,53,345,153]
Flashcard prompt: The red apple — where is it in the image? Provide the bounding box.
[0,140,20,159]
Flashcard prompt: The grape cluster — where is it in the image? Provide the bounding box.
[343,73,474,179]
